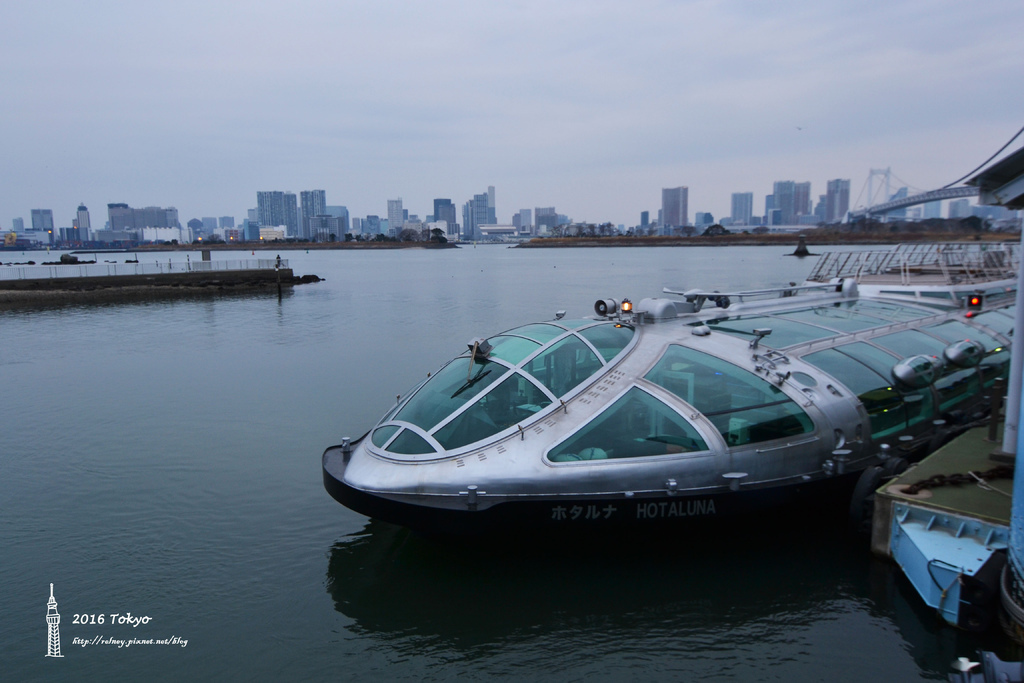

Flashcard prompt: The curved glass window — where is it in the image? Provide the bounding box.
[578,324,635,362]
[802,348,907,438]
[850,300,933,321]
[524,335,603,397]
[781,305,889,333]
[371,425,400,448]
[433,373,552,450]
[873,329,982,412]
[504,323,565,344]
[486,335,541,365]
[394,357,506,431]
[548,387,707,462]
[925,320,1008,387]
[935,367,980,413]
[832,342,933,427]
[645,345,814,446]
[974,310,1014,337]
[387,429,435,455]
[699,314,834,348]
[872,330,946,357]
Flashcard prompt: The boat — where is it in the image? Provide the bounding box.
[323,243,1018,536]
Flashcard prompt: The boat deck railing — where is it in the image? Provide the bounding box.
[0,258,287,281]
[805,243,1019,286]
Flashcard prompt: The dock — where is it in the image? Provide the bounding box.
[872,423,1013,631]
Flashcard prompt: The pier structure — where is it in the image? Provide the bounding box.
[869,146,1024,637]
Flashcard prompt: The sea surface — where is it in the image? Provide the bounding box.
[2,244,1019,681]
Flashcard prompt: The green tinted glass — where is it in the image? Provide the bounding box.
[548,387,707,462]
[578,324,634,362]
[486,335,541,365]
[395,357,507,431]
[780,305,889,333]
[433,373,552,450]
[371,425,399,447]
[646,345,813,445]
[701,314,834,348]
[504,323,565,343]
[803,348,906,438]
[872,330,946,358]
[387,429,436,455]
[524,335,603,397]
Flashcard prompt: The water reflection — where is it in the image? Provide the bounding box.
[325,519,1024,677]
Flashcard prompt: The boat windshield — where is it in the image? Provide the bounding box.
[375,321,636,455]
[393,357,508,432]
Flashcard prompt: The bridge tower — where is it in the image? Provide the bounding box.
[867,168,892,220]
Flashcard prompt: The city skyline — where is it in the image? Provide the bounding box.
[2,1,1022,228]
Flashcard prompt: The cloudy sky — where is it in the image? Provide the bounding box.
[3,0,1022,229]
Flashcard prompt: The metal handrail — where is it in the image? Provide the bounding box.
[806,243,1019,284]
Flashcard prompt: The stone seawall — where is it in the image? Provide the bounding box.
[0,268,315,308]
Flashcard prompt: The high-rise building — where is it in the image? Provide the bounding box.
[535,207,558,233]
[948,198,972,218]
[326,206,349,233]
[107,204,178,232]
[772,181,797,224]
[640,211,649,227]
[462,193,490,240]
[256,191,299,236]
[794,182,812,220]
[814,195,827,222]
[31,209,54,232]
[12,217,24,232]
[283,193,298,237]
[364,215,381,234]
[76,205,91,241]
[661,187,688,229]
[487,186,497,224]
[308,215,345,241]
[825,179,850,223]
[202,217,218,233]
[301,190,327,239]
[433,199,457,233]
[887,187,908,219]
[387,198,404,236]
[30,209,55,244]
[219,216,235,228]
[731,192,753,225]
[257,191,285,229]
[512,208,532,235]
[923,201,942,219]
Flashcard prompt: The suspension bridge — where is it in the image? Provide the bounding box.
[848,167,979,221]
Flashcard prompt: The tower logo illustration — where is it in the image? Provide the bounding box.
[46,584,63,658]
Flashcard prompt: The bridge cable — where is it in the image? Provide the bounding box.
[941,123,1024,189]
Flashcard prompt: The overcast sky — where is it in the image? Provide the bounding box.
[3,0,1022,229]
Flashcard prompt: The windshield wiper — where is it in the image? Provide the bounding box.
[451,368,492,399]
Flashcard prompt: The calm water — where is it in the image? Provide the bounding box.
[2,245,1017,681]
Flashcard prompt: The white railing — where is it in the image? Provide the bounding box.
[806,243,1019,284]
[0,259,288,281]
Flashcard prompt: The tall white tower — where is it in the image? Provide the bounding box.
[46,584,63,657]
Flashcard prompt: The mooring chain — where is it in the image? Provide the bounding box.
[903,465,1014,495]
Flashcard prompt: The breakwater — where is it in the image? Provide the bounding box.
[0,266,318,308]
